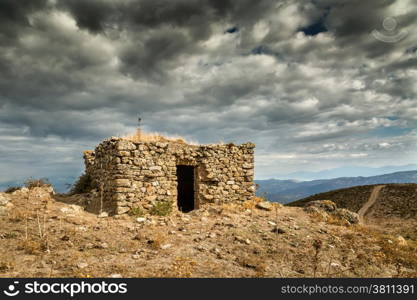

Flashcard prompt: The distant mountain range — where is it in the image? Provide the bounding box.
[255,170,417,204]
[270,164,417,181]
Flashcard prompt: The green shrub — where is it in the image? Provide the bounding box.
[69,173,92,195]
[150,201,172,216]
[129,206,145,217]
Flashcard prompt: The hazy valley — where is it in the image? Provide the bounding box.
[256,170,417,204]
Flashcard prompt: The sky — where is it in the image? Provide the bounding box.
[0,0,416,190]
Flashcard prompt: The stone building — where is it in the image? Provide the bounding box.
[83,137,255,215]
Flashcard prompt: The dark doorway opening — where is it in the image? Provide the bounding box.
[176,165,195,212]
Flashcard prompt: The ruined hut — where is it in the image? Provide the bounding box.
[84,137,255,215]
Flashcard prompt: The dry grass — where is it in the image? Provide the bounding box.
[326,214,351,227]
[0,260,14,273]
[241,196,264,210]
[236,253,267,276]
[24,178,51,189]
[346,225,417,277]
[147,230,168,250]
[123,129,191,144]
[17,239,45,255]
[162,257,197,278]
[223,196,274,212]
[2,187,417,278]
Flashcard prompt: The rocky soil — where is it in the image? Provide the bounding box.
[0,186,416,278]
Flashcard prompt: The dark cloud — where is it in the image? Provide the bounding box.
[119,29,195,81]
[56,0,280,80]
[0,0,49,40]
[57,0,116,33]
[0,0,416,188]
[324,0,389,38]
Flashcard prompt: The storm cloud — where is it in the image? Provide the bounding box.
[0,0,416,189]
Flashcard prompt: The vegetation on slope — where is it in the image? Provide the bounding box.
[371,184,417,219]
[287,185,376,212]
[288,184,417,219]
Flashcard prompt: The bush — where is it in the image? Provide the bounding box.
[69,173,92,195]
[150,201,172,216]
[4,186,21,194]
[24,178,51,189]
[129,206,144,217]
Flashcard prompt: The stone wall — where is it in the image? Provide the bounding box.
[84,137,255,215]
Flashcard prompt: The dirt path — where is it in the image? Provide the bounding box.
[358,185,385,224]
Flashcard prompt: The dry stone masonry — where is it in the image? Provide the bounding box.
[84,137,255,215]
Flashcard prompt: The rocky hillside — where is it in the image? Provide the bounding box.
[369,184,417,219]
[1,186,417,278]
[288,184,417,220]
[287,185,376,212]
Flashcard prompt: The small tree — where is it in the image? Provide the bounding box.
[69,173,92,195]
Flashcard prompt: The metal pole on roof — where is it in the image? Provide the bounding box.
[138,116,142,131]
[137,116,142,139]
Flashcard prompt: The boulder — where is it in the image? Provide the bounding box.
[30,186,55,198]
[12,187,29,195]
[60,204,84,215]
[271,227,286,234]
[160,244,172,250]
[397,235,407,247]
[256,201,273,211]
[304,201,359,225]
[136,217,146,223]
[77,262,89,269]
[0,194,11,216]
[98,212,109,218]
[116,206,130,215]
[0,206,8,216]
[204,194,214,201]
[0,193,10,206]
[305,200,337,212]
[334,208,359,224]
